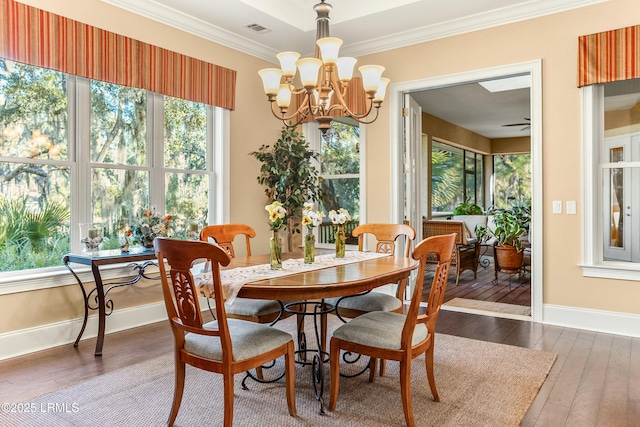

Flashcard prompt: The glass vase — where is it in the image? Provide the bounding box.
[304,233,315,264]
[335,225,346,258]
[79,223,104,253]
[270,231,283,270]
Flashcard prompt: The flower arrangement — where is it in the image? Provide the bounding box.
[302,202,325,231]
[265,201,287,232]
[302,202,325,264]
[328,208,350,258]
[127,206,172,248]
[328,208,351,225]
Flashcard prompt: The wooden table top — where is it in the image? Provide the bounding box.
[226,251,419,301]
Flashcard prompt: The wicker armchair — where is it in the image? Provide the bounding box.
[422,220,480,285]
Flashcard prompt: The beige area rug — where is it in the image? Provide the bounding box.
[0,316,554,427]
[444,297,532,317]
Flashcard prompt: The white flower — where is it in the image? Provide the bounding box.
[303,202,314,212]
[329,208,350,225]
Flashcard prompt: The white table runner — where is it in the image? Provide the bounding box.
[195,251,390,303]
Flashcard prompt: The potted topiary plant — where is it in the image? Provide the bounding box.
[250,126,322,252]
[476,205,530,272]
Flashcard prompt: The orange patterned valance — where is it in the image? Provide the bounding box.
[0,0,236,109]
[578,24,640,87]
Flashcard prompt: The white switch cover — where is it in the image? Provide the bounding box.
[553,200,562,214]
[566,200,577,214]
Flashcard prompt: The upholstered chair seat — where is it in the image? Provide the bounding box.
[332,311,428,350]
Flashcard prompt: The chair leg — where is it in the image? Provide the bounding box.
[284,342,297,416]
[168,359,185,426]
[255,366,264,380]
[425,343,440,402]
[223,372,234,427]
[399,360,416,427]
[328,339,341,411]
[379,359,387,377]
[368,357,378,383]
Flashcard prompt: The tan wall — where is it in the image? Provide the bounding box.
[423,112,492,154]
[491,136,531,154]
[357,0,640,315]
[4,0,640,337]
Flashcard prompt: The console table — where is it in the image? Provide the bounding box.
[62,248,159,356]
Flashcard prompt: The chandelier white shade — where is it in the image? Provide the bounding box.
[258,0,388,134]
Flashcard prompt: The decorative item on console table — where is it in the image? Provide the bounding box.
[329,208,351,258]
[476,205,530,272]
[79,223,104,253]
[127,206,172,249]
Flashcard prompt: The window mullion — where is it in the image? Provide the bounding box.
[149,93,165,211]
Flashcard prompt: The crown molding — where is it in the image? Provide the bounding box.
[101,0,607,62]
[342,0,609,57]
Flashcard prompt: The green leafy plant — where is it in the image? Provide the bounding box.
[250,126,322,251]
[477,205,530,250]
[453,202,483,215]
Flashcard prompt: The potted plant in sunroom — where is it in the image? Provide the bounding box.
[476,205,530,272]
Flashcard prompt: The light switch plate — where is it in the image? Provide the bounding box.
[566,200,577,214]
[553,200,562,214]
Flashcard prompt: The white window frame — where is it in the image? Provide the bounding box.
[0,71,229,295]
[303,120,367,249]
[580,84,640,280]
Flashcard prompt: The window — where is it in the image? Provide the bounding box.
[0,59,71,272]
[581,78,640,279]
[493,153,531,209]
[304,120,365,246]
[430,141,483,215]
[0,58,222,277]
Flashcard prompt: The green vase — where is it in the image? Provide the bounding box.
[304,233,315,264]
[335,225,346,258]
[270,231,283,270]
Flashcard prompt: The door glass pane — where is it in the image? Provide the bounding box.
[319,177,359,244]
[91,81,147,165]
[321,122,359,175]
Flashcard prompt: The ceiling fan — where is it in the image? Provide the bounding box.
[502,118,530,131]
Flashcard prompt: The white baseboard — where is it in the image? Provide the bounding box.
[543,304,640,338]
[3,300,639,361]
[0,302,168,361]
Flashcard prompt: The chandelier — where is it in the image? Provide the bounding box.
[258,0,389,135]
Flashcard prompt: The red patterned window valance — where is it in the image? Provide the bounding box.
[578,24,640,87]
[0,0,236,109]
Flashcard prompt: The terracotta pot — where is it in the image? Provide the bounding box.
[494,244,524,273]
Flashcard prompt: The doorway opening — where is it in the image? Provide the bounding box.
[390,60,542,322]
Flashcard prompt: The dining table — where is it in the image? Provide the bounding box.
[197,250,419,413]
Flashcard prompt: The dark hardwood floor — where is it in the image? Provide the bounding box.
[1,307,638,426]
[423,252,532,308]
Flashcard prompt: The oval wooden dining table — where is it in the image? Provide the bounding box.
[220,250,419,414]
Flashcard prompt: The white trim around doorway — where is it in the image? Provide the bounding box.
[389,59,543,323]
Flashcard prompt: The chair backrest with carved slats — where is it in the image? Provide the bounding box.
[199,224,256,258]
[401,233,455,346]
[351,223,416,257]
[155,238,232,353]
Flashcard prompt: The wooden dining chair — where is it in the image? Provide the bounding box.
[154,237,296,427]
[328,233,456,427]
[324,223,416,376]
[326,223,416,320]
[200,224,286,325]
